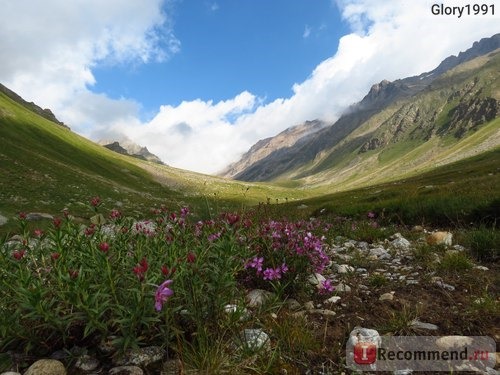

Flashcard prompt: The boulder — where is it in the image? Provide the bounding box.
[24,360,66,375]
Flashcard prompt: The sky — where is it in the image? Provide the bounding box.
[0,0,498,174]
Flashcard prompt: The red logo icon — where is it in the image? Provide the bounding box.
[354,342,377,364]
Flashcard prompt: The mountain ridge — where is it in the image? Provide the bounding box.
[227,34,500,184]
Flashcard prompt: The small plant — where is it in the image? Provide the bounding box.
[459,225,499,261]
[438,251,473,274]
[368,273,388,288]
[378,304,421,335]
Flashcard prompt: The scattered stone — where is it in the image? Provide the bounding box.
[0,214,8,226]
[474,265,489,271]
[285,298,301,311]
[369,247,391,259]
[240,329,270,351]
[405,279,419,286]
[75,354,100,371]
[324,296,341,304]
[335,264,354,274]
[303,301,315,310]
[426,231,453,246]
[435,335,473,350]
[452,244,466,252]
[162,359,182,375]
[379,292,394,301]
[109,366,144,375]
[434,280,455,291]
[24,359,66,375]
[112,346,164,367]
[410,319,439,331]
[356,268,367,273]
[308,309,336,317]
[335,282,351,293]
[26,212,54,221]
[297,204,308,210]
[391,233,411,251]
[308,273,326,287]
[246,289,275,308]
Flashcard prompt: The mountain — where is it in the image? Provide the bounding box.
[99,139,164,165]
[227,34,500,185]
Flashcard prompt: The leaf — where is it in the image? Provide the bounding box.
[90,214,106,225]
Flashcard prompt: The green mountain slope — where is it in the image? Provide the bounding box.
[282,49,500,188]
[0,89,307,229]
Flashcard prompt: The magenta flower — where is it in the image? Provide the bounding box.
[155,280,174,311]
[245,256,264,273]
[319,279,335,294]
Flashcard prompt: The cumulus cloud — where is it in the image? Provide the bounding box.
[1,0,498,174]
[0,0,178,134]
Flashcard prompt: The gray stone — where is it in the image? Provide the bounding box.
[435,280,455,291]
[109,366,144,375]
[307,273,326,287]
[162,359,182,375]
[285,298,301,311]
[75,354,100,371]
[335,264,355,274]
[369,247,391,259]
[474,265,489,271]
[246,289,275,308]
[379,292,394,301]
[24,359,66,375]
[240,329,270,351]
[356,268,367,273]
[26,212,54,221]
[113,346,164,367]
[0,372,22,375]
[324,296,341,304]
[303,301,315,310]
[335,282,351,292]
[308,309,336,317]
[347,328,381,371]
[435,335,473,350]
[410,319,439,331]
[224,304,249,320]
[0,214,8,226]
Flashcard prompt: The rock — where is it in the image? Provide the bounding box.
[0,214,8,226]
[435,335,473,350]
[303,301,315,310]
[246,289,275,308]
[109,366,144,375]
[240,329,270,351]
[74,354,100,371]
[426,231,452,246]
[356,268,367,273]
[346,327,381,371]
[98,335,118,355]
[162,359,182,375]
[324,296,341,304]
[297,204,308,209]
[308,309,336,317]
[379,292,394,301]
[369,247,391,259]
[434,280,455,291]
[335,282,351,292]
[112,346,164,367]
[307,273,326,287]
[391,235,411,251]
[410,319,439,331]
[412,225,424,232]
[26,212,54,221]
[285,298,301,311]
[474,265,489,271]
[0,372,22,375]
[335,264,355,274]
[24,359,66,375]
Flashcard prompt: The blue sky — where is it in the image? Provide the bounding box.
[92,1,349,116]
[0,0,499,173]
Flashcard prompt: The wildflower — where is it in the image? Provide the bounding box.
[225,213,240,226]
[12,250,26,260]
[69,269,79,279]
[51,252,61,260]
[155,280,174,311]
[133,257,149,281]
[319,279,335,294]
[109,209,122,220]
[18,212,27,220]
[367,211,376,219]
[263,267,282,281]
[99,242,110,253]
[34,229,44,237]
[186,252,196,263]
[161,264,170,276]
[52,217,62,229]
[90,196,101,207]
[245,256,264,273]
[85,224,96,237]
[280,263,289,274]
[180,207,190,218]
[208,232,221,242]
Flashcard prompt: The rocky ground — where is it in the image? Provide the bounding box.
[1,226,498,374]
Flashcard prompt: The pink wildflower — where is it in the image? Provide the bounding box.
[155,280,174,311]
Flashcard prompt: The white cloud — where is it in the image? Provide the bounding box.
[0,0,178,133]
[303,25,312,39]
[0,0,498,174]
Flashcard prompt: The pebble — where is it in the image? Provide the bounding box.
[410,319,439,331]
[240,329,270,351]
[335,282,352,292]
[24,359,66,375]
[379,292,394,301]
[246,289,275,308]
[109,366,144,375]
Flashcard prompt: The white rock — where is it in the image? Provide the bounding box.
[369,247,391,259]
[435,335,473,350]
[335,282,351,292]
[379,292,394,301]
[246,289,275,308]
[335,264,355,274]
[75,355,100,371]
[474,265,489,271]
[308,273,326,287]
[308,309,336,317]
[24,360,66,375]
[324,296,341,304]
[0,214,8,226]
[303,301,315,310]
[240,329,270,351]
[391,236,411,251]
[410,319,438,331]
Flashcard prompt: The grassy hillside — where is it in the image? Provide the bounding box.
[0,90,306,232]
